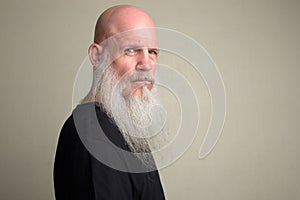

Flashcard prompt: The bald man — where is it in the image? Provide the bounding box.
[54,5,166,200]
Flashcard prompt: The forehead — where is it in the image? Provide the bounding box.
[102,28,158,50]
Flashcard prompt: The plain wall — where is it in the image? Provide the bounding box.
[0,0,299,199]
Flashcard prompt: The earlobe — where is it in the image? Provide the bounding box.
[88,43,102,68]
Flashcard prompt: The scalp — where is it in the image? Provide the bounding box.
[94,5,155,43]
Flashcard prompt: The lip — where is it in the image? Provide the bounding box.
[122,80,154,96]
[133,80,153,85]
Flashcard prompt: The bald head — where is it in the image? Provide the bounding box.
[94,5,155,43]
[84,5,157,103]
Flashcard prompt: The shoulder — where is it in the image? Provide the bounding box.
[54,113,92,172]
[54,114,95,199]
[55,114,89,158]
[57,115,77,145]
[60,114,76,135]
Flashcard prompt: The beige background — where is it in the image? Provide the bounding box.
[1,0,300,199]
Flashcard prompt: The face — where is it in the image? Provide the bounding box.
[106,30,158,96]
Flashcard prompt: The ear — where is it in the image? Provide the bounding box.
[88,43,103,68]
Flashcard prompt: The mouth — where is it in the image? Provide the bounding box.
[122,79,154,96]
[133,80,154,86]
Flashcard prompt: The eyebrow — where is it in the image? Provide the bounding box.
[121,45,159,51]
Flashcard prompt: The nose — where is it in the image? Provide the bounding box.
[136,49,153,72]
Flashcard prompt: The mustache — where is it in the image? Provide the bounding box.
[128,72,155,83]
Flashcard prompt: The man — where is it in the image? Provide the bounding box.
[54,5,166,200]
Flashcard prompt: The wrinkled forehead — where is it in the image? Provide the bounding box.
[101,28,158,51]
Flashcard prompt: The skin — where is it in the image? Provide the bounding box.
[89,5,158,96]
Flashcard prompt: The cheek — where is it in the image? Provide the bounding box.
[112,59,135,77]
[150,65,156,76]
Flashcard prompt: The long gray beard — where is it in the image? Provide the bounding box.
[96,67,167,167]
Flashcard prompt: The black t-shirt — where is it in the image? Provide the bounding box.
[54,104,165,200]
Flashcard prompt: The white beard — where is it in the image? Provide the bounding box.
[93,66,167,166]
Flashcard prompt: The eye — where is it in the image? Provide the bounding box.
[124,47,137,56]
[148,49,159,57]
